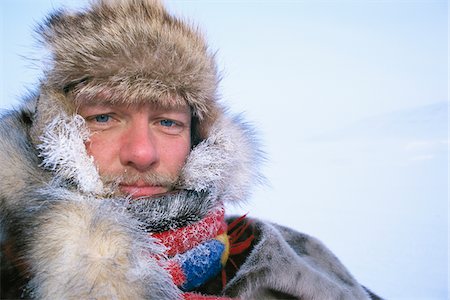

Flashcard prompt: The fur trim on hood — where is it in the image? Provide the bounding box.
[34,101,263,203]
[0,94,263,299]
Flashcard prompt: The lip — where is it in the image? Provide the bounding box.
[119,182,167,198]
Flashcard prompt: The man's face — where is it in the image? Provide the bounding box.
[78,101,191,198]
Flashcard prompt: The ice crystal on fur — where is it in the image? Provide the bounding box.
[128,190,214,232]
[179,114,265,204]
[37,113,103,194]
[25,189,179,299]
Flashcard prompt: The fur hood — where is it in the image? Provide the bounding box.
[0,95,262,299]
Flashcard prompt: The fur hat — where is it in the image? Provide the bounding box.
[31,0,221,145]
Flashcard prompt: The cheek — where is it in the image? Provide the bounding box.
[161,138,191,170]
[84,140,95,157]
[85,135,119,172]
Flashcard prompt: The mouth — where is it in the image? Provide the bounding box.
[119,181,168,199]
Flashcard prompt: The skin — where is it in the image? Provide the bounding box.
[77,101,192,199]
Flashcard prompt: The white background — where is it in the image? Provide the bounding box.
[1,1,448,299]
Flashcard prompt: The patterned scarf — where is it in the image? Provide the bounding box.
[150,204,253,300]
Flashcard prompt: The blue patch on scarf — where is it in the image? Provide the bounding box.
[179,239,225,291]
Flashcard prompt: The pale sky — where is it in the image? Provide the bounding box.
[1,1,448,299]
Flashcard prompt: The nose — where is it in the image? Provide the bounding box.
[119,120,159,171]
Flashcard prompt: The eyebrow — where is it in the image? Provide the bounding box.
[76,100,191,116]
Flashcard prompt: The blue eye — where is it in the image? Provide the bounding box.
[160,119,175,127]
[95,114,110,123]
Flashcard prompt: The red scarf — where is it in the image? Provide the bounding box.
[152,205,253,300]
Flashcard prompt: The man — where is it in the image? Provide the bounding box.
[0,0,380,299]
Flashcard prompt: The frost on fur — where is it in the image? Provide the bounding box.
[37,113,103,194]
[27,191,179,299]
[179,114,265,204]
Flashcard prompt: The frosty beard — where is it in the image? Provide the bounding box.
[100,170,179,198]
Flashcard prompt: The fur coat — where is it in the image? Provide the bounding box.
[1,0,380,299]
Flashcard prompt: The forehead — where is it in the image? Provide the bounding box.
[74,90,191,113]
[76,102,191,117]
